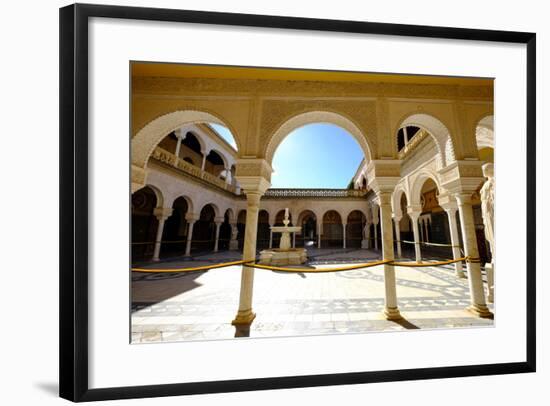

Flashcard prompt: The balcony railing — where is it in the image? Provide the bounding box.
[264,188,368,198]
[151,147,238,194]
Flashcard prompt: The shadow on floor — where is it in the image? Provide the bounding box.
[131,270,207,312]
[390,318,420,329]
[234,324,251,338]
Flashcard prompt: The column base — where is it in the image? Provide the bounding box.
[229,240,239,250]
[231,309,256,325]
[456,270,466,279]
[383,306,402,321]
[467,304,494,319]
[152,257,160,262]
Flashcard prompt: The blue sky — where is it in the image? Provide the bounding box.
[209,122,364,188]
[271,124,364,188]
[210,123,238,149]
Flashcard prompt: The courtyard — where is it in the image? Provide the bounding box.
[131,248,493,343]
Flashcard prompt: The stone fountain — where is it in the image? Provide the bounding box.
[259,208,308,266]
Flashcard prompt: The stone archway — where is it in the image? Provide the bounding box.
[398,113,456,169]
[264,110,374,165]
[131,110,239,191]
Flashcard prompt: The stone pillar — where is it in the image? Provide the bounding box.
[269,229,273,249]
[393,215,402,258]
[174,129,186,163]
[342,222,347,249]
[152,207,172,261]
[456,193,492,318]
[424,218,430,243]
[361,222,370,249]
[232,192,263,325]
[292,232,296,248]
[372,205,379,250]
[378,192,402,320]
[232,166,271,326]
[184,213,199,257]
[442,204,466,278]
[229,221,239,250]
[317,223,322,249]
[408,209,422,262]
[201,151,208,171]
[213,216,224,252]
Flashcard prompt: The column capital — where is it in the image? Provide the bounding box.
[374,191,392,206]
[214,216,225,225]
[185,212,200,222]
[365,160,401,194]
[455,192,476,206]
[153,207,173,221]
[393,214,402,222]
[174,128,186,140]
[235,158,272,194]
[407,205,422,220]
[438,160,485,194]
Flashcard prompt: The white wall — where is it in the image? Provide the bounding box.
[1,1,546,406]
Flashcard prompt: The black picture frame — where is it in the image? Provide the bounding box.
[59,3,536,402]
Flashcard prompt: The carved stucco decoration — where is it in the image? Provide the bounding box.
[133,77,493,101]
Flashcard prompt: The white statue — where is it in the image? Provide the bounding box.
[480,163,495,252]
[480,162,495,302]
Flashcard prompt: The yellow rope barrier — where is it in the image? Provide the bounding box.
[244,259,392,273]
[131,260,248,273]
[131,257,481,274]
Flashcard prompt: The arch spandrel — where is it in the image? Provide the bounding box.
[459,103,494,159]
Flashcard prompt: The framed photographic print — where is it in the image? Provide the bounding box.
[59,3,536,402]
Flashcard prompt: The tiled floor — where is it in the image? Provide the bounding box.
[131,248,494,343]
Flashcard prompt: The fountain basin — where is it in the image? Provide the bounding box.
[259,248,308,266]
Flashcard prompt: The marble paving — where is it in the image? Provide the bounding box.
[131,249,494,343]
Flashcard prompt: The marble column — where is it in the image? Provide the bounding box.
[456,193,492,318]
[174,129,186,164]
[229,221,239,250]
[378,192,402,320]
[269,229,273,249]
[342,222,347,249]
[372,205,379,250]
[408,209,422,262]
[393,215,402,258]
[184,214,199,257]
[213,217,224,252]
[444,205,466,278]
[232,192,263,325]
[292,232,296,248]
[201,151,208,171]
[373,223,379,250]
[424,218,430,243]
[152,207,172,262]
[317,223,322,249]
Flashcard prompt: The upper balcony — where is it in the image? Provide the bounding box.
[150,146,239,194]
[263,188,369,199]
